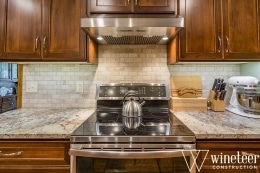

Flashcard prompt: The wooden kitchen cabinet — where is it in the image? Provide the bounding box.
[89,0,175,13]
[196,140,260,173]
[0,0,97,63]
[175,0,260,63]
[0,139,70,173]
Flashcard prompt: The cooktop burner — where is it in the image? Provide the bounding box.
[96,112,170,124]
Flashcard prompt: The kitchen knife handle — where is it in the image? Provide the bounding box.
[225,36,230,53]
[212,78,218,90]
[217,36,222,53]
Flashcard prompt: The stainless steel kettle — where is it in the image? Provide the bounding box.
[122,92,145,130]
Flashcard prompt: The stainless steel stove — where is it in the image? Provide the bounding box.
[69,83,196,173]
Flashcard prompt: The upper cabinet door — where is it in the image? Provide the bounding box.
[90,0,133,13]
[0,0,5,58]
[222,0,260,60]
[134,0,175,13]
[42,0,86,61]
[89,0,175,13]
[0,0,42,60]
[178,0,222,61]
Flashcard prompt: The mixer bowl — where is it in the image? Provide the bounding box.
[236,87,260,114]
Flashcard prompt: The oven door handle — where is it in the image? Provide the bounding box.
[69,149,194,159]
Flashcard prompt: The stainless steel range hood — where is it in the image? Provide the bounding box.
[81,15,184,45]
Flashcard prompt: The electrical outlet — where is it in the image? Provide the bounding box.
[26,81,38,93]
[76,81,83,93]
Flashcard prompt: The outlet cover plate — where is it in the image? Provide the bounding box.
[26,81,38,93]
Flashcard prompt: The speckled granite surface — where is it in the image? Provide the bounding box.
[0,108,95,139]
[1,108,259,140]
[173,110,260,139]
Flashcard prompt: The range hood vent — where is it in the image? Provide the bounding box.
[81,16,184,45]
[102,35,163,44]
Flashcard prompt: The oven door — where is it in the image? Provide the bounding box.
[69,145,196,173]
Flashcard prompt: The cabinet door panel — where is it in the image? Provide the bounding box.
[0,140,70,173]
[0,0,5,58]
[179,0,222,61]
[2,0,42,60]
[90,0,133,13]
[223,0,260,60]
[135,0,175,13]
[42,0,86,61]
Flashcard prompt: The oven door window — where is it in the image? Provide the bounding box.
[76,157,190,173]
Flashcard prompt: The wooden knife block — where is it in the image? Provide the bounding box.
[208,90,225,112]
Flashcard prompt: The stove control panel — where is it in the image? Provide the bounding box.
[96,84,169,100]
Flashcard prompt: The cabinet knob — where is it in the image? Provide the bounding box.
[0,151,23,157]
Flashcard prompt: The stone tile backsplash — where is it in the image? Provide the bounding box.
[22,45,240,108]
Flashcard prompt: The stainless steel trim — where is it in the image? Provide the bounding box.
[70,135,196,143]
[81,17,184,28]
[71,143,195,150]
[81,17,184,45]
[95,83,170,100]
[69,148,194,159]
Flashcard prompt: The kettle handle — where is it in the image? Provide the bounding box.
[122,92,141,104]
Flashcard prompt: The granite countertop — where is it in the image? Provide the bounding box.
[173,110,260,139]
[1,108,260,140]
[0,108,95,139]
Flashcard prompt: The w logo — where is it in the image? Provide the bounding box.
[181,150,209,173]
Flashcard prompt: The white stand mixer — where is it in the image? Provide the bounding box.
[226,76,260,118]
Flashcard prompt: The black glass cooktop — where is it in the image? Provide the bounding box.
[71,112,195,137]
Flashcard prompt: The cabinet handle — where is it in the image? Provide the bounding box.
[43,36,47,49]
[0,151,23,157]
[217,36,222,53]
[225,36,230,53]
[135,0,138,6]
[35,37,40,50]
